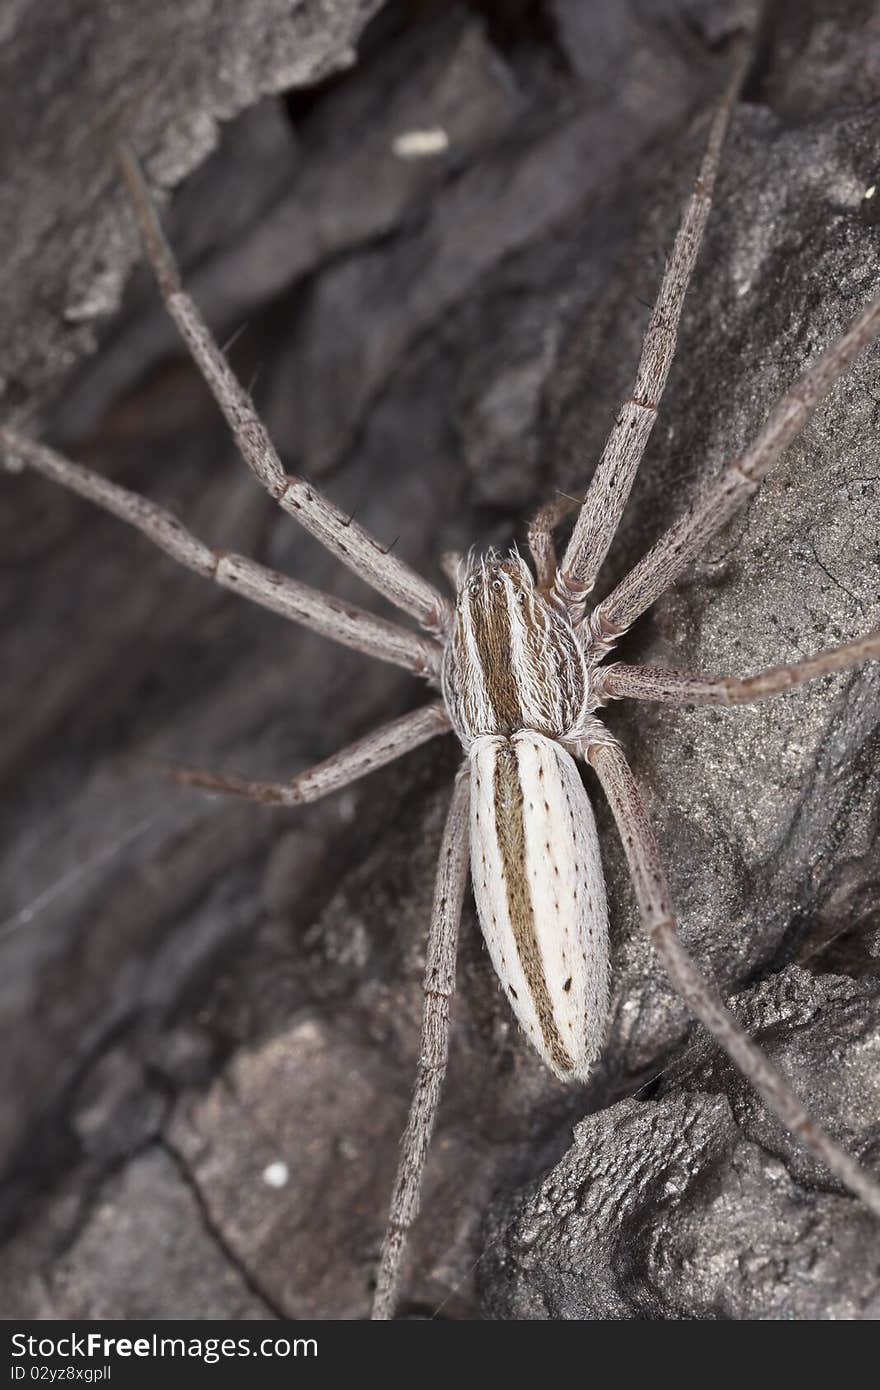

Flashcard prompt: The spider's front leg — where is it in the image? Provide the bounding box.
[116,147,453,639]
[586,287,880,650]
[548,26,756,620]
[1,429,442,680]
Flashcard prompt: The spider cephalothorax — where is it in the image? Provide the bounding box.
[443,552,592,743]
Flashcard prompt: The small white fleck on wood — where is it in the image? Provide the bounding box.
[391,128,450,160]
[262,1160,289,1188]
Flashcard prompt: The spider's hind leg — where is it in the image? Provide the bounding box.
[371,765,470,1320]
[583,734,880,1220]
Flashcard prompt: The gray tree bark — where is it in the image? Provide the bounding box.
[1,0,878,1319]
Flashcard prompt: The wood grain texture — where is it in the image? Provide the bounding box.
[3,0,879,1321]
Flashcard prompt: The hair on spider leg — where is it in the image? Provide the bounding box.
[219,320,251,357]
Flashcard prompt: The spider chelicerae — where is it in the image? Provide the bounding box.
[3,24,880,1320]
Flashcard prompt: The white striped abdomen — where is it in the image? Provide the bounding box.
[469,730,610,1081]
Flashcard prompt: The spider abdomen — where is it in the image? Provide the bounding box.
[469,730,610,1081]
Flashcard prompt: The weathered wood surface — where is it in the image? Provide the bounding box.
[2,0,879,1319]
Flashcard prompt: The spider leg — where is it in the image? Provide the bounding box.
[594,631,880,705]
[2,429,442,678]
[372,764,471,1320]
[440,549,465,590]
[134,702,450,805]
[552,27,756,618]
[587,289,880,651]
[582,734,880,1219]
[528,493,579,590]
[117,146,453,640]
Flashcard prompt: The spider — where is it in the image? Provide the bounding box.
[3,24,880,1320]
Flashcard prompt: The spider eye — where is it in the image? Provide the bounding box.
[492,578,503,589]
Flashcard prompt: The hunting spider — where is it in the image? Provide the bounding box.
[4,27,880,1320]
